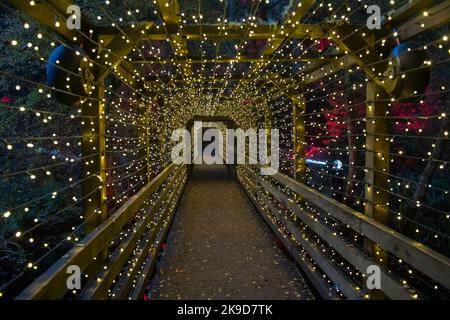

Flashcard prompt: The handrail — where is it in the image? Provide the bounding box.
[16,163,182,300]
[270,170,450,290]
[238,165,450,299]
[128,175,187,300]
[239,173,342,300]
[110,172,187,300]
[241,167,411,300]
[80,166,186,299]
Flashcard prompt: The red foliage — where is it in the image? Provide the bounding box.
[316,39,333,52]
[306,85,365,151]
[2,96,12,104]
[391,88,441,134]
[320,94,351,145]
[305,147,320,158]
[323,109,348,140]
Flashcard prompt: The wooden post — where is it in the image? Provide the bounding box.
[291,94,306,209]
[80,24,148,233]
[292,95,306,183]
[138,106,150,187]
[146,107,151,180]
[263,102,273,169]
[157,97,168,168]
[365,81,390,298]
[264,102,272,142]
[82,83,107,233]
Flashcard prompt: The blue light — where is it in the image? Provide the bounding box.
[306,159,327,166]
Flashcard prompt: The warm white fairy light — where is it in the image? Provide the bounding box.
[0,0,448,301]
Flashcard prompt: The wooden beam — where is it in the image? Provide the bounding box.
[240,170,361,300]
[95,24,326,41]
[144,72,307,85]
[386,0,436,26]
[82,85,107,233]
[298,0,447,85]
[303,55,356,84]
[365,83,390,227]
[267,170,450,290]
[238,172,340,300]
[178,23,325,41]
[80,166,185,299]
[97,22,153,81]
[154,0,192,77]
[7,0,92,42]
[258,1,318,58]
[139,105,151,187]
[244,167,412,300]
[111,170,187,300]
[292,95,306,182]
[128,175,187,300]
[15,164,177,300]
[364,82,390,298]
[131,55,338,65]
[330,24,386,86]
[247,0,449,97]
[234,0,317,96]
[258,58,339,99]
[396,0,450,41]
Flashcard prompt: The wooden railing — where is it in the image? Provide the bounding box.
[238,165,450,300]
[13,161,450,300]
[16,164,187,300]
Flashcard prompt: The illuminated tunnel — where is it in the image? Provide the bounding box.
[0,0,449,301]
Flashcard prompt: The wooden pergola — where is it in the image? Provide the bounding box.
[5,0,450,300]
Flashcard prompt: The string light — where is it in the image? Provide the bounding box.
[0,0,448,301]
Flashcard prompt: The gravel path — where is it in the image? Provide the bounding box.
[148,165,314,300]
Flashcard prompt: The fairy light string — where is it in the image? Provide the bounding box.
[0,0,449,299]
